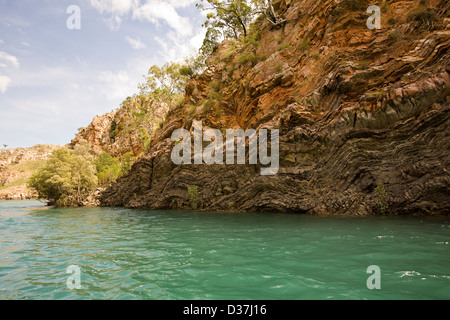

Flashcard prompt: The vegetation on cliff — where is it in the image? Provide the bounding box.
[197,0,286,55]
[100,0,449,215]
[69,0,292,162]
[28,147,97,207]
[66,0,449,215]
[28,142,137,206]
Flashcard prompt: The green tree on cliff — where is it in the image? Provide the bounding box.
[197,0,254,39]
[138,62,188,110]
[28,148,97,207]
[197,0,253,56]
[252,0,286,26]
[95,152,121,187]
[197,0,285,56]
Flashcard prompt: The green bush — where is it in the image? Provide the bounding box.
[28,148,98,207]
[187,185,199,210]
[207,80,224,101]
[298,40,310,52]
[387,29,403,42]
[202,99,215,115]
[374,183,389,215]
[406,7,441,28]
[120,152,135,175]
[278,44,291,51]
[208,80,221,92]
[186,105,197,118]
[222,51,236,63]
[243,22,262,48]
[274,62,283,73]
[110,120,118,140]
[138,127,152,151]
[226,65,235,78]
[95,152,121,187]
[237,54,267,66]
[180,55,205,79]
[179,64,195,78]
[311,52,320,60]
[174,96,184,109]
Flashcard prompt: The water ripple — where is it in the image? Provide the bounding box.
[0,201,449,300]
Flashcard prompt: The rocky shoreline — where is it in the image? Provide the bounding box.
[0,186,37,201]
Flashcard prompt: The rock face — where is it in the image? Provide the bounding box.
[68,96,168,158]
[81,188,106,207]
[101,0,450,215]
[0,145,60,200]
[0,145,57,167]
[68,112,116,155]
[0,185,36,201]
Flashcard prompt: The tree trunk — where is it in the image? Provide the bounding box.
[267,0,277,23]
[239,19,247,37]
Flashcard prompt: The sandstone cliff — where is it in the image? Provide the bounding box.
[68,96,168,158]
[100,0,449,215]
[0,145,60,200]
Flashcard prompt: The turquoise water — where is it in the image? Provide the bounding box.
[0,200,449,300]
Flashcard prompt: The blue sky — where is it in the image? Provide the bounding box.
[0,0,206,148]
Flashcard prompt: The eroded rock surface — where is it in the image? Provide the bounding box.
[101,0,450,215]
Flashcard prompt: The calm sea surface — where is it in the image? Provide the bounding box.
[0,200,449,300]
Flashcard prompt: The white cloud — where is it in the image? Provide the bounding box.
[89,0,137,30]
[132,1,193,37]
[103,15,122,31]
[0,0,210,148]
[125,36,146,50]
[190,29,206,51]
[154,26,205,62]
[167,0,198,8]
[21,41,31,47]
[89,0,136,15]
[88,0,197,40]
[98,70,129,83]
[97,70,134,101]
[0,75,11,93]
[0,51,19,68]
